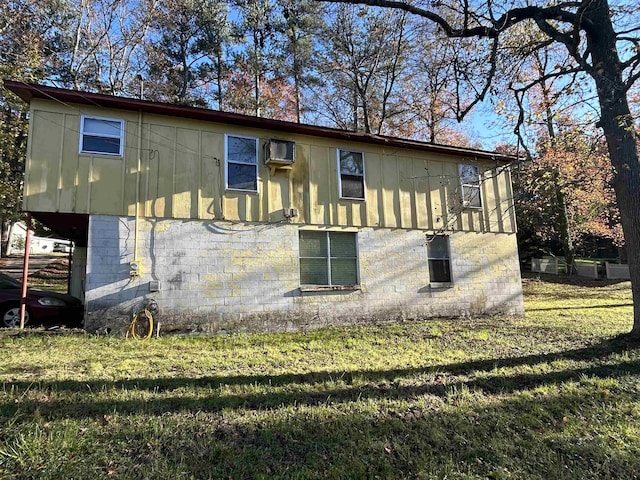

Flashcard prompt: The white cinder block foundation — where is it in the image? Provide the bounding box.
[85,215,524,333]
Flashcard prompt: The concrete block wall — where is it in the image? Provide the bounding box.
[85,215,524,334]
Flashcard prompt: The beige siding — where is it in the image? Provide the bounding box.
[427,160,443,230]
[200,131,223,219]
[90,156,123,215]
[172,127,200,219]
[27,111,63,211]
[59,114,80,212]
[75,158,91,213]
[413,158,429,230]
[148,124,176,217]
[442,161,458,229]
[504,169,517,232]
[308,145,331,225]
[364,152,381,227]
[291,142,309,224]
[24,99,517,233]
[381,154,400,228]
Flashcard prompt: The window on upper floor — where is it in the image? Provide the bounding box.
[338,149,365,200]
[80,115,124,156]
[427,235,451,283]
[299,230,359,286]
[459,163,482,208]
[225,134,259,192]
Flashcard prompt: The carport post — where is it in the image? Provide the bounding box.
[19,213,32,329]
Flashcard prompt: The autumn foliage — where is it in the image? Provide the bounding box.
[224,58,298,121]
[515,128,623,259]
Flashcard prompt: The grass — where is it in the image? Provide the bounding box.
[1,273,639,479]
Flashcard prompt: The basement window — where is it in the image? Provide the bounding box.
[225,134,259,192]
[459,163,482,208]
[299,231,359,287]
[427,235,452,284]
[338,149,365,200]
[80,115,124,156]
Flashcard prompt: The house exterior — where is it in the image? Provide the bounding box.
[7,221,72,256]
[5,80,524,334]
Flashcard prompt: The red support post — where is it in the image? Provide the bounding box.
[19,213,32,329]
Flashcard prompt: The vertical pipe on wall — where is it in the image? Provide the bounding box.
[134,109,142,263]
[19,213,32,329]
[288,170,293,213]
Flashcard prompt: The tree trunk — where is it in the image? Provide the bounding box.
[554,179,576,274]
[352,87,359,131]
[587,0,640,335]
[179,41,189,103]
[601,121,640,336]
[0,219,10,257]
[291,28,302,123]
[216,49,224,111]
[253,30,261,117]
[539,69,576,275]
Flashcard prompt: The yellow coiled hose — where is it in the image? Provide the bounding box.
[126,308,154,340]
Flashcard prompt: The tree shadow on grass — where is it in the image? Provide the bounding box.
[2,335,639,421]
[140,390,640,479]
[522,271,629,288]
[2,387,637,479]
[527,303,634,312]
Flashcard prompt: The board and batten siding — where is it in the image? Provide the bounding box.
[24,99,516,233]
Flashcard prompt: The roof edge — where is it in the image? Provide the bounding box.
[3,79,515,163]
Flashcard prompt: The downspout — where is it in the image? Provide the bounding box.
[134,108,142,269]
[133,77,144,272]
[19,213,32,329]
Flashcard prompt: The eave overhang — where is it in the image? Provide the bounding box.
[4,80,514,164]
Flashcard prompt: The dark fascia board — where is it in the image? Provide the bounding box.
[4,80,515,163]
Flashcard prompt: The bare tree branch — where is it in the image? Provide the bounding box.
[316,0,588,38]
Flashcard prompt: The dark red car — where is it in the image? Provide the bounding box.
[0,273,84,328]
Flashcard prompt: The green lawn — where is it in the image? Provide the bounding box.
[1,274,639,479]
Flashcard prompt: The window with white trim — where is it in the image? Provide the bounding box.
[338,149,365,199]
[427,235,451,283]
[225,134,258,192]
[458,163,482,208]
[80,116,124,156]
[299,231,359,286]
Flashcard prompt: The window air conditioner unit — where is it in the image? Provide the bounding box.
[264,139,295,167]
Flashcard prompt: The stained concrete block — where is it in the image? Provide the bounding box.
[84,215,524,333]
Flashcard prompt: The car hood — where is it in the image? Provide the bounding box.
[29,289,83,306]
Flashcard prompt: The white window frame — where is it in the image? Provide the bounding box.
[79,115,125,156]
[224,134,259,193]
[299,230,360,287]
[458,163,482,209]
[337,149,366,200]
[427,234,452,285]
